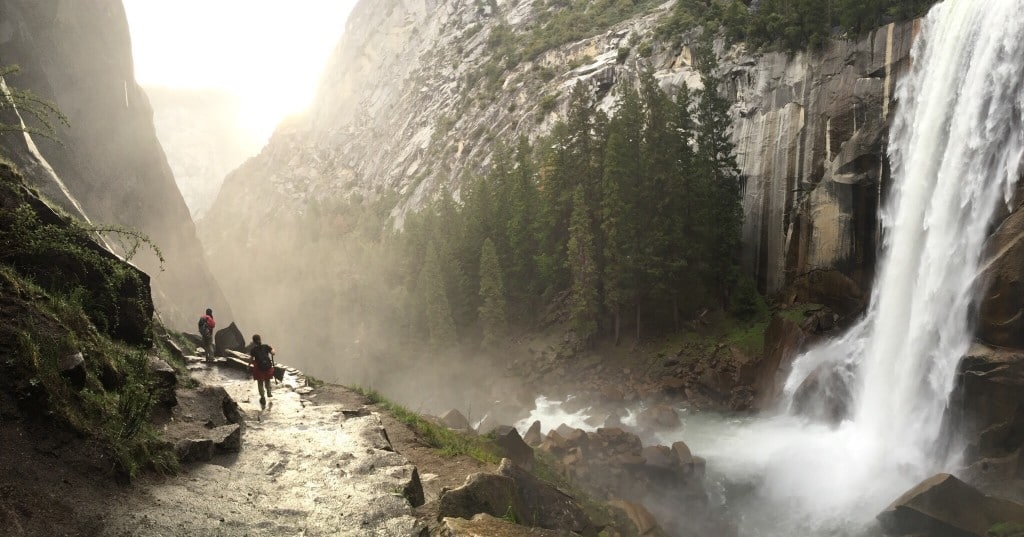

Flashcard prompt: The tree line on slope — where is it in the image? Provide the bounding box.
[661,0,940,51]
[398,44,755,350]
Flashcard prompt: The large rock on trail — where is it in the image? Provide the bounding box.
[493,425,535,471]
[214,322,247,356]
[159,386,244,463]
[877,473,1024,537]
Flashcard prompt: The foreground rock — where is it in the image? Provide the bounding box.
[158,386,243,463]
[438,458,597,536]
[441,514,571,536]
[536,425,727,536]
[877,473,1024,537]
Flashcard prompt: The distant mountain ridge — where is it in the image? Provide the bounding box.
[145,86,261,219]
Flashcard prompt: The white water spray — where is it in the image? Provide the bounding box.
[695,0,1024,533]
[521,2,1024,534]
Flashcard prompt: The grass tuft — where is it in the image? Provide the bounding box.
[350,386,500,464]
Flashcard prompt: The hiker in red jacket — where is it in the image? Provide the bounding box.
[249,334,275,408]
[198,308,216,362]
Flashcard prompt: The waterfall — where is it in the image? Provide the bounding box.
[523,2,1024,534]
[787,0,1024,470]
[670,1,1024,534]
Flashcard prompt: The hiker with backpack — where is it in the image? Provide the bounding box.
[248,334,275,408]
[198,308,216,362]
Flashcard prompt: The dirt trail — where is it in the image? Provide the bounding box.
[101,366,425,537]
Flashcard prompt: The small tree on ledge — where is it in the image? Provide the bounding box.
[0,64,69,142]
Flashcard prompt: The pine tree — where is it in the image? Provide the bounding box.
[669,82,707,316]
[694,42,743,308]
[478,237,508,348]
[505,136,540,317]
[417,242,457,348]
[601,83,643,344]
[567,185,599,347]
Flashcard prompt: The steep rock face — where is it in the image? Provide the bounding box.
[978,197,1024,348]
[0,0,230,328]
[726,21,917,295]
[206,1,915,320]
[202,1,919,380]
[946,344,1024,499]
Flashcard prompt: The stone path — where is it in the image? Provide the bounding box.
[101,363,425,537]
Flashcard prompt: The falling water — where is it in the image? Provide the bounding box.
[662,0,1024,534]
[521,2,1024,534]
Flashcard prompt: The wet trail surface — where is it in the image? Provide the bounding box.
[101,366,425,537]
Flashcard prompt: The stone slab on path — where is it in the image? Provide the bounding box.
[101,366,426,537]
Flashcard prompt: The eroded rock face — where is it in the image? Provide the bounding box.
[946,345,1024,493]
[0,0,231,330]
[730,21,917,296]
[978,203,1024,348]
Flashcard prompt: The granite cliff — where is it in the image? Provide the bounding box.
[203,0,915,343]
[0,0,230,328]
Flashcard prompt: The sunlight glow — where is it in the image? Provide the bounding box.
[123,0,357,144]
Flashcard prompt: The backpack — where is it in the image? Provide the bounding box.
[198,316,211,337]
[252,344,273,370]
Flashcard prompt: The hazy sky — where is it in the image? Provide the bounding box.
[123,0,358,143]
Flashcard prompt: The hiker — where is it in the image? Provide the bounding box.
[198,308,216,362]
[248,334,275,408]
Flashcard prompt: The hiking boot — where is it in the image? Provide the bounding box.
[259,397,266,408]
[267,391,273,398]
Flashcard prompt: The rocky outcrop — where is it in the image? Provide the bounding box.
[978,202,1024,348]
[535,425,720,536]
[159,386,244,463]
[438,458,597,536]
[493,425,535,471]
[0,163,154,345]
[0,0,231,329]
[440,513,571,537]
[751,315,806,409]
[945,345,1024,495]
[877,473,1024,537]
[729,22,917,296]
[791,362,853,425]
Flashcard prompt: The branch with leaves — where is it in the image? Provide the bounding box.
[0,64,70,142]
